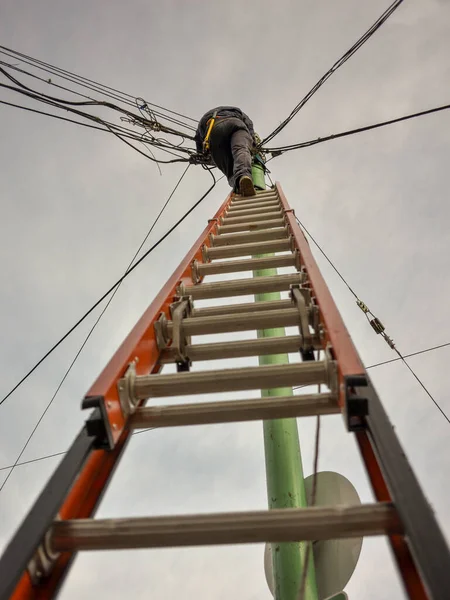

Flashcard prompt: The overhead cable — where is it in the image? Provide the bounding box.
[0,168,217,408]
[262,0,404,145]
[263,103,450,156]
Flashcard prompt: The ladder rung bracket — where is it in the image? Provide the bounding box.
[221,210,282,225]
[130,393,339,428]
[133,360,334,399]
[195,253,297,277]
[166,307,304,337]
[210,226,289,247]
[204,237,293,260]
[179,272,303,300]
[192,298,295,318]
[226,202,281,216]
[217,218,285,235]
[160,334,320,363]
[50,503,400,551]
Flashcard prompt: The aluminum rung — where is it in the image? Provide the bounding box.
[231,191,278,203]
[130,393,338,428]
[226,202,281,216]
[229,198,279,211]
[218,218,285,235]
[166,307,302,337]
[221,210,282,225]
[227,200,281,212]
[210,227,289,247]
[133,360,332,398]
[160,334,318,363]
[196,253,297,277]
[179,272,303,299]
[192,298,295,318]
[205,238,293,260]
[50,503,400,551]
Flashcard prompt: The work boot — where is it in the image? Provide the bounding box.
[239,175,256,197]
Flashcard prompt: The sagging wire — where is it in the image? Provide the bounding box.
[0,63,197,166]
[262,0,404,145]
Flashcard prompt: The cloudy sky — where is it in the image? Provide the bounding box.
[1,1,450,598]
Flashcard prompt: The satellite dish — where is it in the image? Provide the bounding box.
[264,472,362,600]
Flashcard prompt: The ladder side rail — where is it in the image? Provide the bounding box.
[2,193,232,600]
[83,192,232,448]
[277,182,450,598]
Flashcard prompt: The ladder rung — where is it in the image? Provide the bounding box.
[221,210,282,225]
[166,307,301,337]
[231,191,278,204]
[160,334,316,363]
[179,272,302,299]
[229,198,279,211]
[50,503,400,551]
[218,218,285,235]
[205,238,293,260]
[196,253,297,277]
[133,361,332,398]
[130,393,339,428]
[210,227,289,247]
[192,298,295,318]
[226,202,281,216]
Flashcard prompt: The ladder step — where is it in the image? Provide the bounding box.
[204,238,293,260]
[179,272,303,299]
[196,253,297,277]
[160,334,315,363]
[226,201,281,216]
[229,198,279,211]
[210,227,289,247]
[192,298,295,318]
[133,361,333,398]
[130,393,339,428]
[166,307,302,337]
[221,210,282,225]
[50,503,400,551]
[231,191,278,204]
[217,218,285,235]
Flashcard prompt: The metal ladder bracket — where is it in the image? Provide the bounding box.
[27,517,61,585]
[344,375,369,432]
[170,296,193,370]
[117,361,139,418]
[81,400,115,450]
[290,284,313,354]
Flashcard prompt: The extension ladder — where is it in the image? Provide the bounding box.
[1,183,449,600]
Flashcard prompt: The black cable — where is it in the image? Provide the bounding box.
[366,342,450,369]
[393,349,450,425]
[0,166,191,492]
[0,169,217,408]
[0,427,156,474]
[0,84,192,163]
[0,46,198,128]
[264,103,450,155]
[295,216,358,299]
[0,74,196,146]
[262,0,404,145]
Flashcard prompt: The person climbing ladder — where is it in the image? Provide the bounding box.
[193,106,257,196]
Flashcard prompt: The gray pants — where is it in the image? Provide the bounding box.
[209,117,253,191]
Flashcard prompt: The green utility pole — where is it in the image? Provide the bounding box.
[251,162,318,600]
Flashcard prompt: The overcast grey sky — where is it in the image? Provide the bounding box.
[1,1,450,598]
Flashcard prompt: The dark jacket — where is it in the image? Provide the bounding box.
[194,106,255,153]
